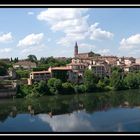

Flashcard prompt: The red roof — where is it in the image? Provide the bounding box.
[31,71,50,74]
[67,63,86,66]
[51,67,72,71]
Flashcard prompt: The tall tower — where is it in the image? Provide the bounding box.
[74,42,78,57]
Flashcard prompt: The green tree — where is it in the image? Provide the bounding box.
[35,80,49,95]
[124,72,140,89]
[47,78,62,94]
[78,84,87,93]
[110,71,124,90]
[27,54,37,63]
[10,57,13,62]
[16,70,30,79]
[97,79,105,90]
[111,66,123,73]
[83,69,98,92]
[62,82,74,94]
[0,61,8,76]
[14,57,18,63]
[39,57,71,67]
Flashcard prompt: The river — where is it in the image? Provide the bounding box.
[1,89,140,132]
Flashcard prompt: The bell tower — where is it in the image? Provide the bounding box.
[74,42,78,57]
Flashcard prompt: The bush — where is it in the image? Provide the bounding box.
[62,82,74,94]
[74,84,86,94]
[16,70,30,79]
[47,78,62,94]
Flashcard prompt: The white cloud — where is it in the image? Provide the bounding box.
[89,23,114,40]
[28,12,34,15]
[0,48,11,53]
[37,9,89,46]
[76,43,96,54]
[0,32,13,43]
[37,9,114,47]
[21,44,45,55]
[57,34,87,46]
[17,33,44,47]
[79,43,96,49]
[37,8,88,23]
[120,34,140,50]
[97,49,111,55]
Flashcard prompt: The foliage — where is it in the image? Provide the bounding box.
[74,84,87,94]
[110,70,125,90]
[27,54,37,63]
[17,81,49,98]
[0,61,10,76]
[111,66,123,73]
[13,57,19,63]
[39,56,71,68]
[83,69,98,92]
[16,84,32,98]
[32,64,49,71]
[16,70,30,79]
[62,82,74,94]
[97,79,106,90]
[47,78,62,94]
[124,72,140,89]
[36,80,49,95]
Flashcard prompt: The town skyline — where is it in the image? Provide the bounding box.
[0,8,140,59]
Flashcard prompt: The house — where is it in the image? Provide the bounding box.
[89,64,106,77]
[8,68,17,80]
[28,70,51,85]
[124,57,136,65]
[48,66,72,82]
[13,61,37,70]
[124,64,140,72]
[101,56,118,66]
[0,58,10,63]
[67,63,86,71]
[136,58,140,64]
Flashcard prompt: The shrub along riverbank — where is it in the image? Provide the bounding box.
[16,67,140,98]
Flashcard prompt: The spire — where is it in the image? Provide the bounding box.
[74,41,78,57]
[75,41,78,47]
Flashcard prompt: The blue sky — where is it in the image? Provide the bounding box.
[1,8,140,59]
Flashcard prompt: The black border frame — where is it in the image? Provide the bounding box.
[0,4,140,136]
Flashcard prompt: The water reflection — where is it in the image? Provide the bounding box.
[0,89,140,131]
[38,111,95,132]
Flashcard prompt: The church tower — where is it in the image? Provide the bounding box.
[74,42,78,57]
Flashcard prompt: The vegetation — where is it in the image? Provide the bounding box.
[16,65,140,98]
[83,69,98,92]
[16,70,30,79]
[0,61,10,76]
[47,78,62,95]
[33,56,72,71]
[27,54,37,63]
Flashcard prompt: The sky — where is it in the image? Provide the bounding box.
[1,8,140,59]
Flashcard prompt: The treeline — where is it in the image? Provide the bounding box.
[9,55,72,79]
[16,66,140,98]
[33,56,72,71]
